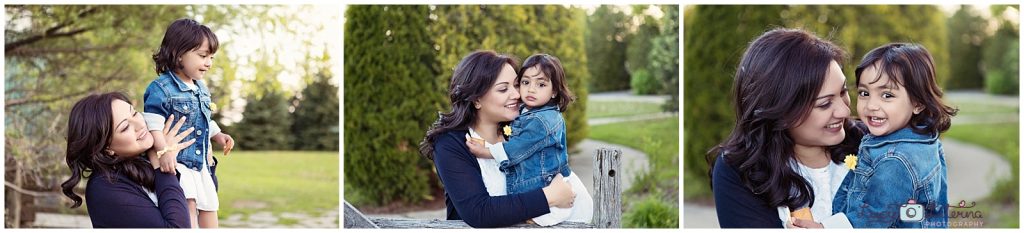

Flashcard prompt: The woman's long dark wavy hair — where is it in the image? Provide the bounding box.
[61,92,156,208]
[419,50,519,160]
[855,43,957,135]
[708,28,863,210]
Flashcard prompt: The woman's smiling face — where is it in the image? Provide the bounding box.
[107,99,154,157]
[475,63,521,124]
[787,60,851,148]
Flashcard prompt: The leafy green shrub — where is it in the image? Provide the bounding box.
[623,195,679,228]
[630,69,660,95]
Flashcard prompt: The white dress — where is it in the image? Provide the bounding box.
[468,128,593,226]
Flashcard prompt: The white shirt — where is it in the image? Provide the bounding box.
[779,159,853,228]
[467,128,508,196]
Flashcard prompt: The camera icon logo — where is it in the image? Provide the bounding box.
[900,199,925,222]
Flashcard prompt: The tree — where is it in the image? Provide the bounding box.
[626,5,662,95]
[232,87,294,150]
[982,5,1020,95]
[946,5,988,90]
[649,5,679,110]
[586,5,631,92]
[292,70,340,151]
[344,5,441,205]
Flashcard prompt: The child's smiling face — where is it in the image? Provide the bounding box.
[176,38,214,81]
[856,62,924,136]
[518,66,555,108]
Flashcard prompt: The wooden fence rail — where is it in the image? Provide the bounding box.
[344,148,623,228]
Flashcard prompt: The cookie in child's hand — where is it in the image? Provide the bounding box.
[791,207,813,221]
[465,133,485,145]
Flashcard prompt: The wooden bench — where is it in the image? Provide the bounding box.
[344,148,623,228]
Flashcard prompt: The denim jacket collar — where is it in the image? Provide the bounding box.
[860,125,937,149]
[521,104,559,116]
[164,71,205,94]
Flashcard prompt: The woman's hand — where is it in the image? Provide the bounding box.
[155,114,196,173]
[542,173,575,208]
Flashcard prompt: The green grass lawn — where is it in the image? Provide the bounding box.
[945,123,1019,228]
[588,117,679,228]
[215,151,339,221]
[946,99,1018,115]
[587,100,664,119]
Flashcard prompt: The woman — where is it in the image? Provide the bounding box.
[419,50,576,228]
[708,28,864,228]
[61,92,197,228]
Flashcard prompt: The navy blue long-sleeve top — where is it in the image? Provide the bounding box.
[85,168,190,228]
[433,130,550,228]
[711,154,783,228]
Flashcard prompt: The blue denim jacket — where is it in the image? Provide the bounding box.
[143,71,214,171]
[490,104,572,195]
[833,126,949,228]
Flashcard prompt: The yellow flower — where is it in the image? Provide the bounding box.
[503,125,513,137]
[844,154,858,170]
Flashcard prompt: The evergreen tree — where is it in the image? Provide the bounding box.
[233,88,293,150]
[586,5,631,92]
[343,5,441,205]
[292,70,340,151]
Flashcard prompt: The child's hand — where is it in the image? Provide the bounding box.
[791,217,823,228]
[464,134,493,159]
[212,132,234,156]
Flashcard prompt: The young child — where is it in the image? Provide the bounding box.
[143,18,235,228]
[466,54,592,226]
[800,43,956,228]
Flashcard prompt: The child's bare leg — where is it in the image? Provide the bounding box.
[188,200,199,228]
[198,210,219,228]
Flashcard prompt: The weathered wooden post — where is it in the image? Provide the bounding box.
[344,201,379,228]
[593,147,622,228]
